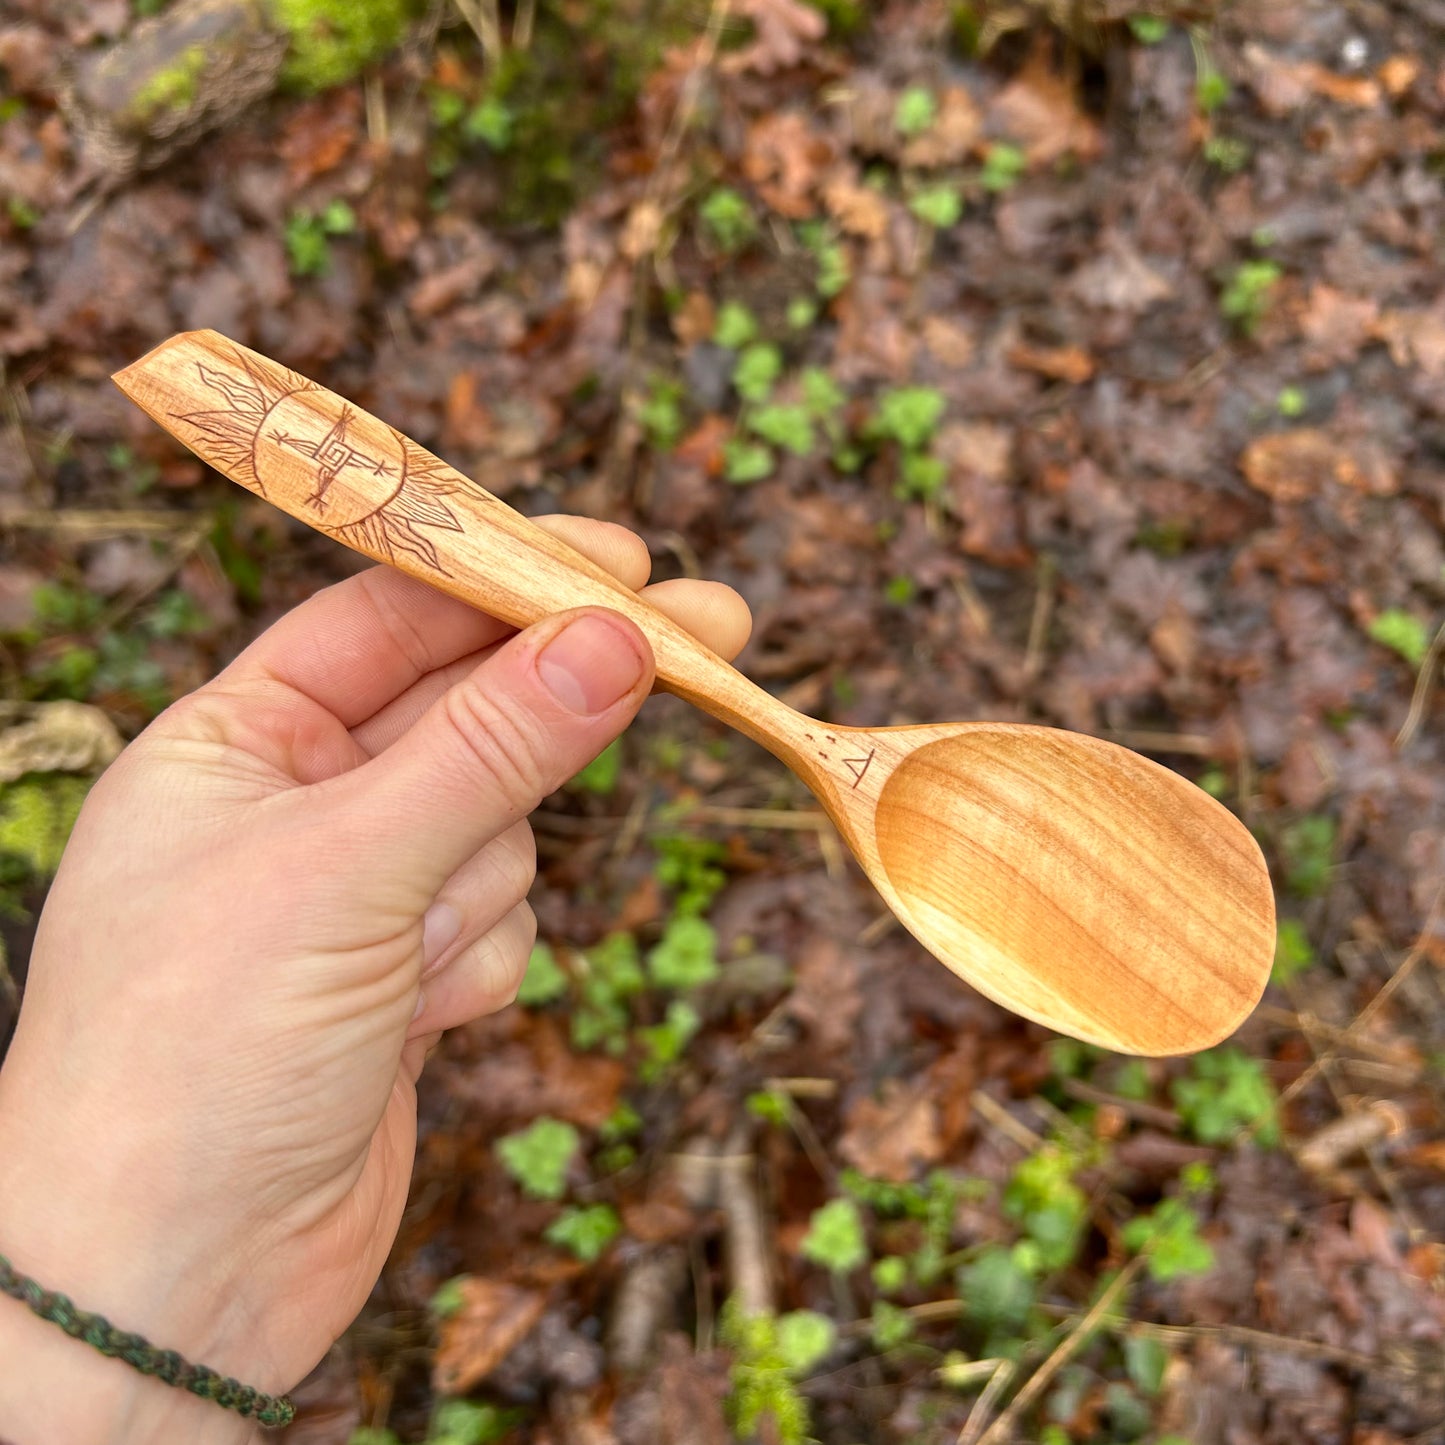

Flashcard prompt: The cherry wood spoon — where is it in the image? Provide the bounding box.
[114,331,1274,1055]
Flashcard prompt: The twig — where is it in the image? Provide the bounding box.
[955,1358,1016,1445]
[976,1257,1144,1445]
[1394,618,1443,750]
[970,1089,1044,1152]
[1060,1078,1182,1132]
[1021,553,1058,686]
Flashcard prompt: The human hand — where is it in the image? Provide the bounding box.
[0,517,750,1442]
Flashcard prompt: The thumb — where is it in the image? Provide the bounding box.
[335,607,652,898]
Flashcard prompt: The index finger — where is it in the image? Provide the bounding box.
[215,516,654,725]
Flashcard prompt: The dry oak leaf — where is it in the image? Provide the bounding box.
[900,86,982,168]
[1375,307,1445,378]
[839,1078,942,1182]
[823,169,889,239]
[1244,44,1382,115]
[0,702,123,783]
[741,111,834,219]
[992,49,1103,166]
[1006,339,1095,384]
[1298,284,1379,369]
[922,316,976,369]
[1240,430,1355,502]
[722,0,826,76]
[432,1278,548,1396]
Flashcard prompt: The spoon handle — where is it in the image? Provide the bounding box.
[113,330,805,760]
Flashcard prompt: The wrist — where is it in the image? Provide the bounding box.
[0,1059,286,1441]
[0,1286,258,1445]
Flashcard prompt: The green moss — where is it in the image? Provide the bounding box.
[266,0,418,92]
[0,775,92,879]
[129,42,208,118]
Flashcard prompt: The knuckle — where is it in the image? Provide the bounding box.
[441,686,553,809]
[492,823,538,901]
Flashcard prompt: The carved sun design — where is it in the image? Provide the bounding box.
[175,346,465,574]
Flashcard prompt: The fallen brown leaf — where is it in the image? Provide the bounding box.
[1007,339,1095,384]
[823,169,889,239]
[741,111,833,218]
[722,0,826,76]
[1240,430,1347,502]
[901,86,982,168]
[993,47,1103,166]
[432,1277,548,1396]
[839,1078,942,1182]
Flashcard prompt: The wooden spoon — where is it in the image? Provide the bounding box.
[114,330,1274,1055]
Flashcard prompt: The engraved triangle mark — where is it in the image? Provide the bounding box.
[843,750,875,788]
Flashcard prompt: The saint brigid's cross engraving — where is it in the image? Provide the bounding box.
[174,349,467,575]
[269,404,396,512]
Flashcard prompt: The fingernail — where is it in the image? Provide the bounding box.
[412,989,427,1022]
[422,901,462,971]
[537,614,645,716]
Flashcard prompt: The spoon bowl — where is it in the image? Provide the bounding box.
[115,330,1275,1056]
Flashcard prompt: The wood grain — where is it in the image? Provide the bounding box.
[114,330,1275,1055]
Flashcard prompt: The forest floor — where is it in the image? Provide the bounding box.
[1,2,1444,1442]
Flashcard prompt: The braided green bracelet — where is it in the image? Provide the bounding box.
[0,1251,294,1429]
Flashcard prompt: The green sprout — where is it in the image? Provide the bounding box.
[895,85,938,137]
[800,1197,868,1274]
[497,1117,580,1200]
[1368,609,1430,667]
[545,1203,621,1262]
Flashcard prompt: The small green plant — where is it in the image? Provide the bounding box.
[746,1089,791,1127]
[700,187,758,252]
[897,450,947,501]
[713,300,759,350]
[347,1430,400,1445]
[1196,66,1231,114]
[1123,1331,1169,1395]
[872,1255,909,1294]
[733,343,783,402]
[497,1116,580,1200]
[799,222,851,297]
[428,1399,520,1445]
[909,183,964,228]
[6,197,39,230]
[1122,1197,1215,1281]
[570,737,622,794]
[647,915,719,990]
[1219,260,1281,332]
[1172,1048,1279,1145]
[1368,609,1430,668]
[722,1303,834,1445]
[895,85,939,137]
[787,296,818,329]
[801,367,846,418]
[870,1300,915,1350]
[273,0,416,92]
[981,143,1027,193]
[638,998,700,1080]
[1003,1146,1089,1273]
[573,931,645,1052]
[517,941,569,1006]
[724,437,774,483]
[1128,14,1169,42]
[884,576,917,606]
[638,378,687,450]
[284,200,357,279]
[1280,813,1335,897]
[870,385,946,450]
[748,403,815,456]
[1204,135,1251,172]
[1276,385,1307,417]
[1272,919,1314,984]
[545,1203,621,1262]
[653,833,727,916]
[464,95,514,149]
[800,1197,868,1274]
[959,1244,1036,1336]
[429,1275,469,1319]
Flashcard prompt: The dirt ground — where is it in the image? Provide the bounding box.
[1,1,1443,1442]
